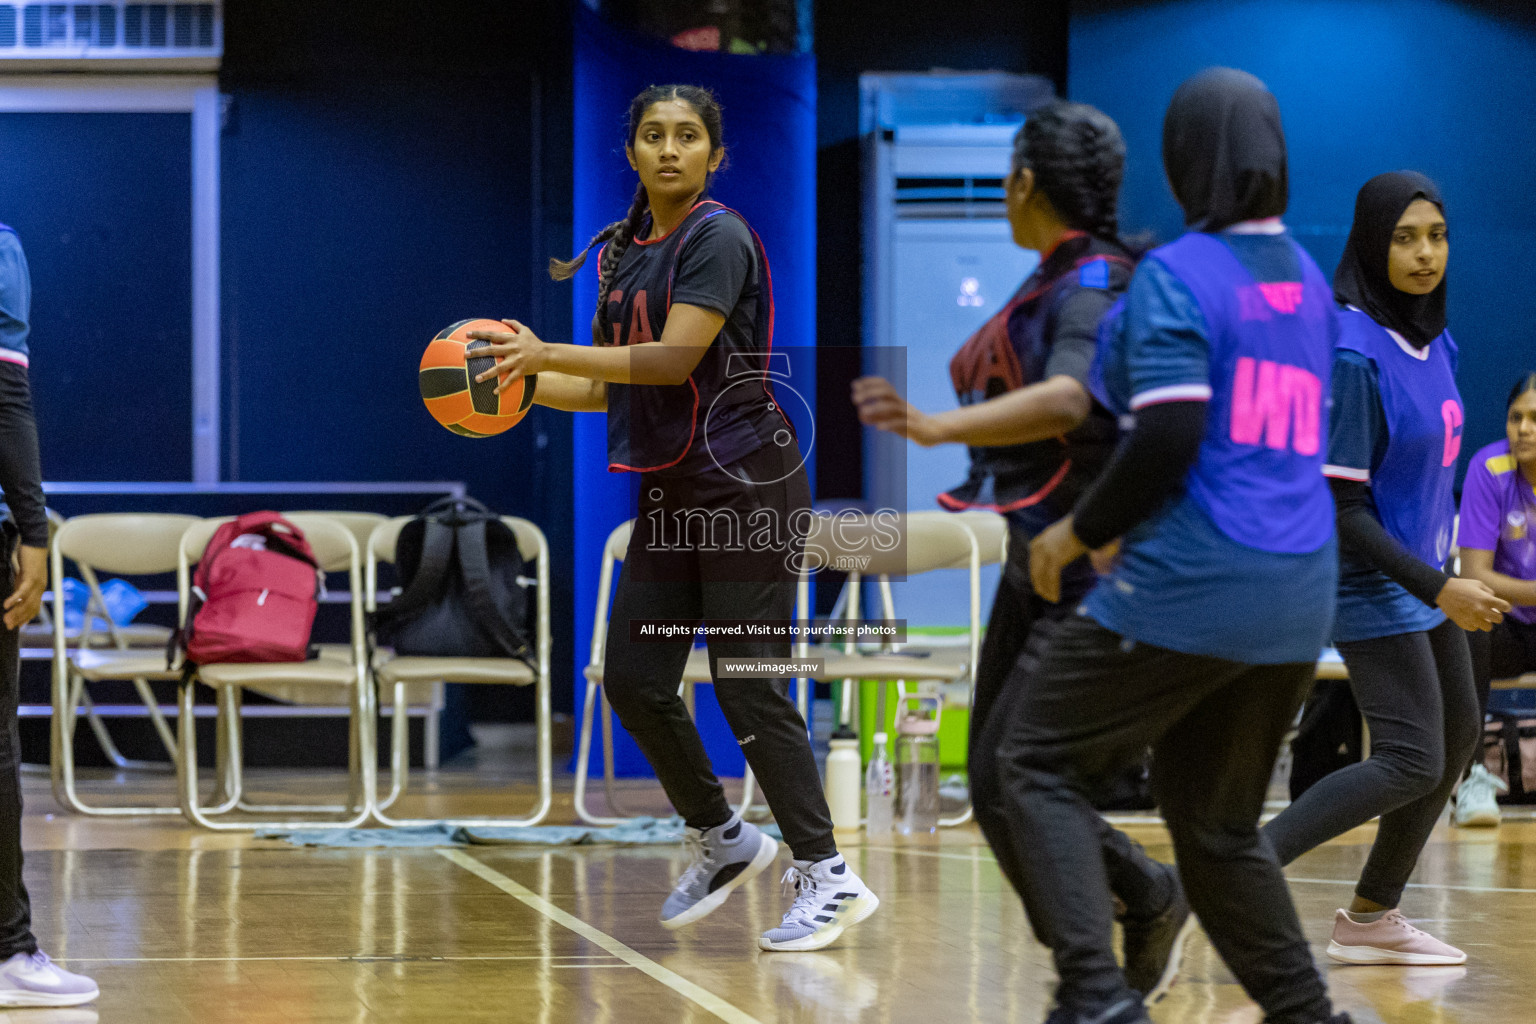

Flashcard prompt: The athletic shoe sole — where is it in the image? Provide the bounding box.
[1452,807,1501,828]
[1142,913,1198,1006]
[757,891,881,952]
[1326,940,1467,966]
[659,832,779,931]
[0,987,99,1007]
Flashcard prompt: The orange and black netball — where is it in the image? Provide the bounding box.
[418,318,537,437]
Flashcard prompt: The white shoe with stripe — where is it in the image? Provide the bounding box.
[758,855,879,952]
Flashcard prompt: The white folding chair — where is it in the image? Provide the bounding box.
[881,509,1005,672]
[49,513,219,816]
[796,511,982,827]
[175,514,376,830]
[192,512,394,816]
[365,514,552,827]
[27,509,175,657]
[240,513,388,693]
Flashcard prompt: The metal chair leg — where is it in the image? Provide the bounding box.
[372,674,552,829]
[597,687,651,819]
[178,680,374,832]
[375,682,410,813]
[734,765,759,819]
[230,682,364,815]
[572,678,628,826]
[201,687,242,816]
[51,666,181,817]
[79,687,161,771]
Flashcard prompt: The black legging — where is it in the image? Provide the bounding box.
[1264,618,1479,908]
[601,442,836,862]
[968,540,1169,918]
[0,546,36,959]
[997,615,1331,1024]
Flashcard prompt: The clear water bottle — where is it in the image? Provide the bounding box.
[865,732,895,837]
[896,695,941,835]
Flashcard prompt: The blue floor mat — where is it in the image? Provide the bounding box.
[259,817,784,849]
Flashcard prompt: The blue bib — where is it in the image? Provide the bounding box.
[1335,307,1460,567]
[1132,232,1334,554]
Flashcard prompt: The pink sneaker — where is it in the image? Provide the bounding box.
[1325,909,1466,965]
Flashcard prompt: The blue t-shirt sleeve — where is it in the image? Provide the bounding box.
[1323,349,1386,481]
[1120,257,1213,410]
[0,232,31,361]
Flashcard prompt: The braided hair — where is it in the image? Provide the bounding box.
[550,84,726,333]
[1012,101,1126,242]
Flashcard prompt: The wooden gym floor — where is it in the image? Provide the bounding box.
[18,751,1536,1024]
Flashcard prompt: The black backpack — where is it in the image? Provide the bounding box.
[373,497,533,662]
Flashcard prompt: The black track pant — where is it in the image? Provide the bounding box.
[0,544,36,958]
[998,614,1331,1024]
[1265,619,1479,907]
[968,548,1168,918]
[602,443,836,862]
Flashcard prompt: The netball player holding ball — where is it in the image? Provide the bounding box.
[466,84,877,953]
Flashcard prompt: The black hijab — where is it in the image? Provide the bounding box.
[1332,171,1447,348]
[1162,67,1288,232]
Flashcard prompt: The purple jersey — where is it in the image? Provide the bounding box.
[1325,307,1461,570]
[1459,439,1536,625]
[1149,232,1334,554]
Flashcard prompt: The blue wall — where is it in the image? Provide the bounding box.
[0,112,192,480]
[217,1,576,719]
[1071,0,1536,473]
[571,7,818,776]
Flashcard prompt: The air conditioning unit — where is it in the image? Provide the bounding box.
[0,2,220,69]
[861,72,1052,626]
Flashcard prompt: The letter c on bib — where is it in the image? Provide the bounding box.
[1442,400,1464,467]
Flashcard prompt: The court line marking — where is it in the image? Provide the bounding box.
[860,846,1536,894]
[438,848,766,1024]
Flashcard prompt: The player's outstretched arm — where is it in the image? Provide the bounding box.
[853,374,1088,448]
[529,372,606,412]
[470,305,723,390]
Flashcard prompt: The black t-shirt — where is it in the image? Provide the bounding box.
[602,202,789,475]
[942,233,1130,539]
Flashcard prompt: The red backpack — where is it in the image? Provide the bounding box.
[176,512,323,665]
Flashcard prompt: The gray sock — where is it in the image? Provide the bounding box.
[1344,908,1388,924]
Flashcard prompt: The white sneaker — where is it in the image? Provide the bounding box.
[659,815,778,930]
[0,951,98,1007]
[758,855,879,952]
[1452,765,1506,828]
